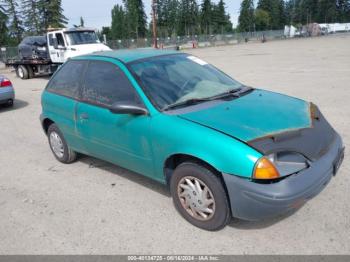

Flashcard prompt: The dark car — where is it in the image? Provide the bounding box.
[18,36,48,60]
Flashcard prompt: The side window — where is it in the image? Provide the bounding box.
[48,34,53,46]
[82,61,141,107]
[46,60,86,98]
[56,33,65,46]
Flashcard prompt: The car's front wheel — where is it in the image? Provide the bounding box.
[170,162,231,231]
[47,123,77,164]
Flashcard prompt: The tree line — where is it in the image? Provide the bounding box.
[0,0,68,45]
[1,0,350,47]
[102,0,233,41]
[239,0,350,32]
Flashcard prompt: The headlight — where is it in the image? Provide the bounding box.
[254,152,309,180]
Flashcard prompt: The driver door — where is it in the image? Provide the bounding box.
[76,59,154,177]
[48,33,66,63]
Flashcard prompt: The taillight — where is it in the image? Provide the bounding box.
[0,79,12,87]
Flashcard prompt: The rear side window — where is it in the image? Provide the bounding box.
[46,60,86,98]
[81,61,141,107]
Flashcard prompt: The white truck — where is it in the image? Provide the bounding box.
[6,28,111,79]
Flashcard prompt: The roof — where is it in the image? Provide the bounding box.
[76,49,180,64]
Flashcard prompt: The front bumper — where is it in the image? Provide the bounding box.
[223,134,344,221]
[0,87,15,104]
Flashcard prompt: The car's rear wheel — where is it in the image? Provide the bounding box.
[170,162,231,231]
[47,123,77,164]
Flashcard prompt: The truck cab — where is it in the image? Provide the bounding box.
[47,28,111,63]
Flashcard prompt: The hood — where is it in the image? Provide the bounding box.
[68,43,111,58]
[179,89,312,142]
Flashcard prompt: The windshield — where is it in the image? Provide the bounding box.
[129,54,243,110]
[64,31,100,45]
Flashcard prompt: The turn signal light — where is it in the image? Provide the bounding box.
[253,157,280,180]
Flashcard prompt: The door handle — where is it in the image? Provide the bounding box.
[80,113,89,120]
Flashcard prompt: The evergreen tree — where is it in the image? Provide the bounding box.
[337,0,350,22]
[166,0,179,36]
[38,0,68,30]
[101,26,111,40]
[123,0,147,39]
[200,0,212,34]
[73,16,85,28]
[22,0,41,35]
[156,0,178,37]
[79,16,84,27]
[111,4,127,39]
[156,0,167,36]
[257,0,285,29]
[1,0,23,43]
[212,0,232,34]
[255,9,270,30]
[177,0,199,36]
[0,4,8,45]
[315,0,337,23]
[238,0,255,32]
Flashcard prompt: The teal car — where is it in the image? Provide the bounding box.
[40,49,344,231]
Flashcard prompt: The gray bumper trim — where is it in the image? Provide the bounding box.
[223,134,344,221]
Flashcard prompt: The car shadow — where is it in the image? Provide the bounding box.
[77,154,171,198]
[0,99,28,112]
[228,208,300,230]
[77,154,299,229]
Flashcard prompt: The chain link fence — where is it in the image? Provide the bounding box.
[0,47,18,63]
[106,30,286,50]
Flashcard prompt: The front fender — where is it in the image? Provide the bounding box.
[150,114,262,182]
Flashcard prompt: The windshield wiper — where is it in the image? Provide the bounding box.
[163,86,253,111]
[163,98,212,111]
[209,86,253,100]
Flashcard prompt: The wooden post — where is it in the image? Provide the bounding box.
[152,0,158,49]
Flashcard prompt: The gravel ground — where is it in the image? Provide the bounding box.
[0,34,349,255]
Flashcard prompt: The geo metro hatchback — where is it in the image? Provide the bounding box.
[40,49,345,231]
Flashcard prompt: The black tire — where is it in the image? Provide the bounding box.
[6,99,14,107]
[27,65,34,79]
[16,65,29,79]
[170,162,231,231]
[47,123,77,164]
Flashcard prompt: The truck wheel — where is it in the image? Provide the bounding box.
[16,65,29,79]
[27,65,34,79]
[170,162,231,231]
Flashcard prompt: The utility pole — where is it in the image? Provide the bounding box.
[152,0,158,48]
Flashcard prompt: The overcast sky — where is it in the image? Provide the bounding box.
[62,0,244,30]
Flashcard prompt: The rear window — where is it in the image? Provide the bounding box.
[46,60,86,98]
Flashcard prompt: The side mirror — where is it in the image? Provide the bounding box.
[109,102,148,115]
